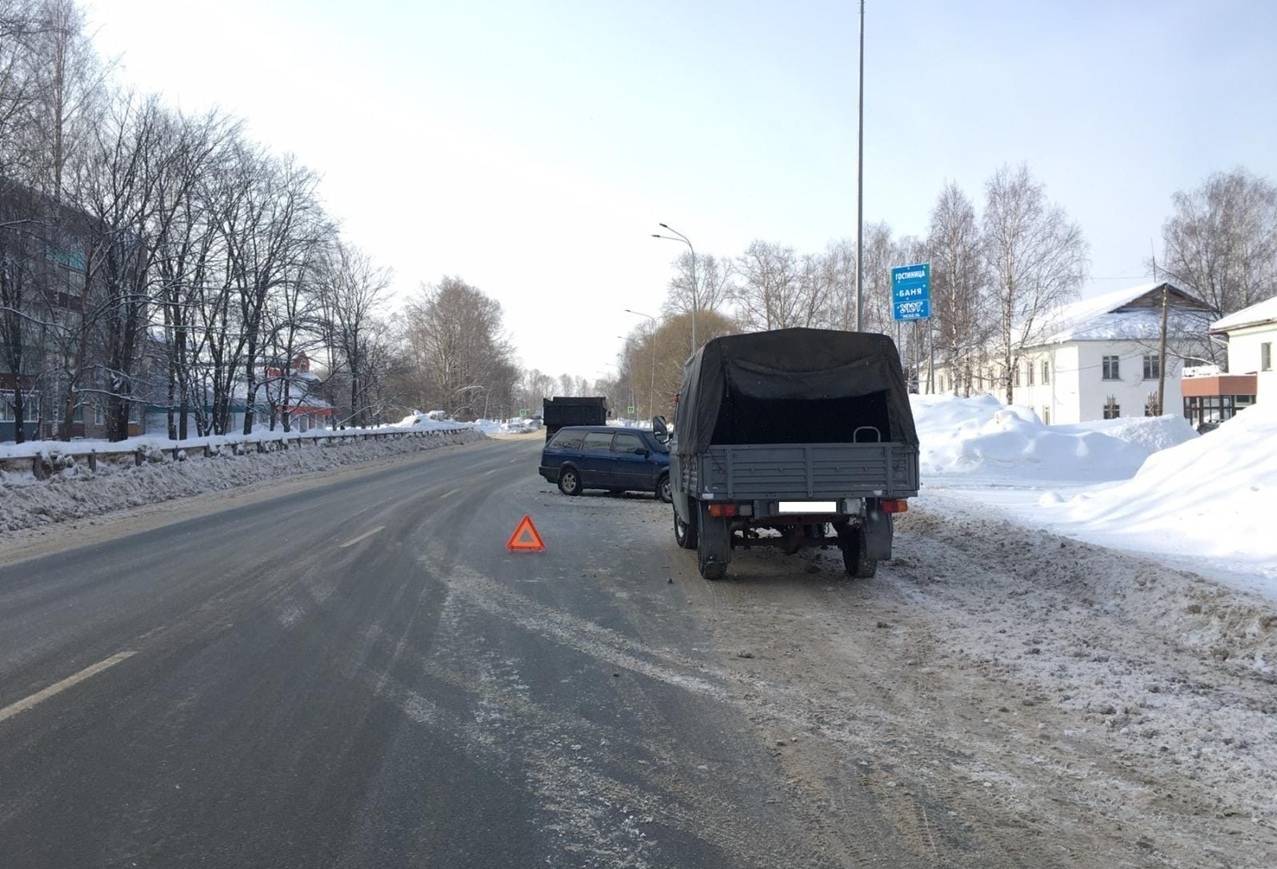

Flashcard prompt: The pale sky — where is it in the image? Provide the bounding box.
[84,0,1277,381]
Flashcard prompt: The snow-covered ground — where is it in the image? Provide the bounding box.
[0,428,483,534]
[914,393,1277,597]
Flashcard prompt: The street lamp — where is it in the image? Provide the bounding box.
[651,222,698,352]
[624,309,658,425]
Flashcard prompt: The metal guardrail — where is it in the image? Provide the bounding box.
[3,428,469,481]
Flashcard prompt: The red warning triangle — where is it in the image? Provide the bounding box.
[505,514,546,552]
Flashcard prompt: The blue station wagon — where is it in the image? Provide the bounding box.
[539,426,672,502]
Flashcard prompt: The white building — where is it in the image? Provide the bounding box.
[1210,296,1277,402]
[923,282,1214,424]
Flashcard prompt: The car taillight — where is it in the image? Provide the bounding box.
[880,499,909,514]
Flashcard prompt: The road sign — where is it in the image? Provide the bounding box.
[891,263,931,321]
[505,514,546,552]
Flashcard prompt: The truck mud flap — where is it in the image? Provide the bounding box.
[863,511,893,561]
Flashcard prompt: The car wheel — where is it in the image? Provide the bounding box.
[674,503,698,550]
[656,473,672,503]
[558,466,582,496]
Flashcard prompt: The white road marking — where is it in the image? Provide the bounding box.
[0,651,137,724]
[440,488,461,499]
[338,525,385,549]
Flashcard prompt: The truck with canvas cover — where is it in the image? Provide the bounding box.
[542,396,608,441]
[662,328,919,580]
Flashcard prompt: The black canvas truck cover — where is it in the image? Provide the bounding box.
[672,328,918,458]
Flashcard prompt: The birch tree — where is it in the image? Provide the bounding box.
[982,164,1087,403]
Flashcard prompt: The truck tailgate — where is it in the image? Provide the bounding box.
[692,443,919,500]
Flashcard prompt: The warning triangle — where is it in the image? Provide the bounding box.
[505,514,546,552]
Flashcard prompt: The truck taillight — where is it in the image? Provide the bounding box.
[880,499,909,514]
[707,503,738,518]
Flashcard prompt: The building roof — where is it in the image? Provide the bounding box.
[1209,295,1277,333]
[1031,281,1213,346]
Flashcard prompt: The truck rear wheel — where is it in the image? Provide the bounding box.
[840,527,877,579]
[673,503,698,549]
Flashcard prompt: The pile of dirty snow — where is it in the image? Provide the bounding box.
[1038,403,1277,580]
[0,428,484,534]
[394,412,472,431]
[911,394,1195,484]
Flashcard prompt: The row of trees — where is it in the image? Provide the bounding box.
[619,165,1276,411]
[0,0,411,442]
[0,1,594,443]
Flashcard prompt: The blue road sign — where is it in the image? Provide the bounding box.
[891,263,931,321]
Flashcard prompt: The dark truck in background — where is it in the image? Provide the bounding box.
[542,396,608,442]
[666,328,920,581]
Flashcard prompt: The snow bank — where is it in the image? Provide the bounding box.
[394,412,473,431]
[1039,403,1277,579]
[0,429,484,534]
[911,393,1194,483]
[1,418,476,462]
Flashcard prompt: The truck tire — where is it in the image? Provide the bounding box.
[840,526,877,579]
[557,465,582,496]
[673,503,698,549]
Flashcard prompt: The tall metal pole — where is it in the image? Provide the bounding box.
[653,225,697,352]
[854,0,865,332]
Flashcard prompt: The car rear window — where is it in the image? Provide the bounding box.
[581,432,613,451]
[612,433,644,453]
[550,430,585,450]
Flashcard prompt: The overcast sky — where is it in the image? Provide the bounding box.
[83,0,1277,381]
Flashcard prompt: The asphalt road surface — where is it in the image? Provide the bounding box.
[1,436,1272,868]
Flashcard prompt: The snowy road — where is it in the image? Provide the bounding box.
[0,437,1273,867]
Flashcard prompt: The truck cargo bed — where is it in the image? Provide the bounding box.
[684,442,920,500]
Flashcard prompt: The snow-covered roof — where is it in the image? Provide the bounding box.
[1210,295,1277,333]
[1030,281,1213,346]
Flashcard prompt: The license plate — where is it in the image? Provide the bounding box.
[777,501,838,514]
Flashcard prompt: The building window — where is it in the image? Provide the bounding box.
[1263,342,1272,372]
[0,392,13,423]
[1103,396,1120,419]
[1042,359,1050,385]
[1041,406,1051,425]
[1143,354,1160,380]
[94,403,104,426]
[1145,394,1160,417]
[1102,355,1120,380]
[1014,365,1021,387]
[1026,361,1035,386]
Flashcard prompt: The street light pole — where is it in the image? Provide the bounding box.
[855,0,865,332]
[651,223,697,352]
[625,308,658,423]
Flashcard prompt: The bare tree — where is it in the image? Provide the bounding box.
[982,164,1087,403]
[28,0,103,200]
[663,251,733,317]
[322,242,389,427]
[733,240,809,330]
[1160,168,1277,330]
[928,182,988,394]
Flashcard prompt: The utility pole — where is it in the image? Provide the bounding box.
[1152,246,1169,416]
[854,0,866,331]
